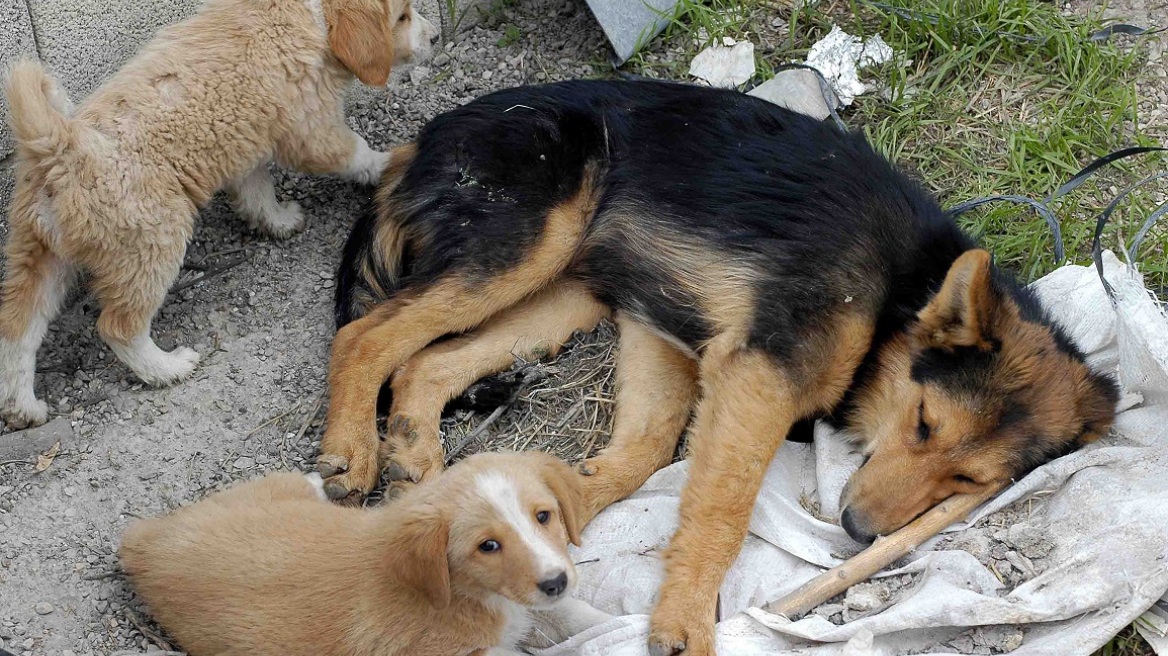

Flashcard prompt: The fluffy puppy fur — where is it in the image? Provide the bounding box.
[119,451,612,656]
[0,0,437,429]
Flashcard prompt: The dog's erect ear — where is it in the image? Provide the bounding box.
[917,249,996,351]
[325,0,394,86]
[383,506,451,608]
[1076,369,1120,445]
[539,456,586,546]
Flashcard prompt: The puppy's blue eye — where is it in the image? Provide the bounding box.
[479,540,500,553]
[536,511,550,524]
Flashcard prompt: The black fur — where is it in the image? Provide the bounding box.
[334,79,1114,448]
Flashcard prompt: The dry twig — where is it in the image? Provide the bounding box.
[763,484,1005,618]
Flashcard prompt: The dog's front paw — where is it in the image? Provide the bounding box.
[1,397,49,430]
[649,601,715,656]
[261,201,306,239]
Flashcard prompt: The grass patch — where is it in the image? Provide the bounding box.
[497,23,524,47]
[1097,625,1157,656]
[625,0,1167,288]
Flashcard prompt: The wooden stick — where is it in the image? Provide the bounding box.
[763,484,1005,619]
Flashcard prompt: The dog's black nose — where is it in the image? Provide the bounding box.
[537,572,568,598]
[840,507,877,544]
[430,32,440,46]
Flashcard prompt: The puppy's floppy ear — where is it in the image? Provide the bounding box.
[538,455,586,546]
[917,249,996,351]
[325,0,394,86]
[383,505,451,608]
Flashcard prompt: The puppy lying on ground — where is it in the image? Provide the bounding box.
[0,0,437,429]
[119,451,611,655]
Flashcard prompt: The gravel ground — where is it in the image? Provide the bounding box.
[1,0,1164,654]
[0,1,610,653]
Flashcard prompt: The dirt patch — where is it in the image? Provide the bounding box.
[808,573,920,625]
[0,1,611,654]
[935,497,1056,592]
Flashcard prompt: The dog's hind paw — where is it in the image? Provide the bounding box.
[1,397,49,430]
[136,347,200,387]
[315,450,377,506]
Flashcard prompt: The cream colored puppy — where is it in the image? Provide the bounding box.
[0,0,438,428]
[120,451,612,656]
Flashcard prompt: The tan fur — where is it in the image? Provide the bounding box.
[119,451,593,656]
[381,280,610,493]
[839,249,1116,537]
[647,315,871,654]
[0,0,437,428]
[577,314,699,522]
[320,174,603,501]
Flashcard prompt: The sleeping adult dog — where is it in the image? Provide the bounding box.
[323,80,1119,655]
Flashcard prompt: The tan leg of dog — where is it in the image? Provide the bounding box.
[0,230,75,429]
[576,315,698,524]
[91,239,199,388]
[319,187,596,502]
[647,342,796,656]
[277,117,388,186]
[646,315,872,656]
[382,280,609,490]
[227,163,306,238]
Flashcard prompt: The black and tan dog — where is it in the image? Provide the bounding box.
[321,80,1118,656]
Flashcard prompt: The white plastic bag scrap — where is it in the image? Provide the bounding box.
[805,25,894,106]
[537,251,1168,656]
[689,39,756,89]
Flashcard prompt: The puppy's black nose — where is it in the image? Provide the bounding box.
[537,571,568,598]
[430,32,440,46]
[840,507,877,544]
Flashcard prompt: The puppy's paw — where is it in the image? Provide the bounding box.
[260,201,306,239]
[342,149,391,186]
[135,347,200,387]
[1,397,49,430]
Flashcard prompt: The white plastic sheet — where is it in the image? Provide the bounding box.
[537,251,1168,656]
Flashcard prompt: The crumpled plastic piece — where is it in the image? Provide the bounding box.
[805,25,894,105]
[535,251,1168,656]
[689,38,756,89]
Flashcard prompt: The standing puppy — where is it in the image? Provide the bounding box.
[0,0,437,428]
[120,451,611,656]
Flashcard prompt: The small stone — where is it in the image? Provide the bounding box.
[748,69,840,120]
[20,638,33,650]
[843,583,884,612]
[234,456,255,470]
[950,634,976,654]
[433,53,451,67]
[1003,525,1052,559]
[812,602,845,619]
[33,602,53,615]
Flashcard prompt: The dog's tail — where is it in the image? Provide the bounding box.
[5,60,78,164]
[334,143,418,329]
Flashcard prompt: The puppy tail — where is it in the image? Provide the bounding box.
[5,60,77,163]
